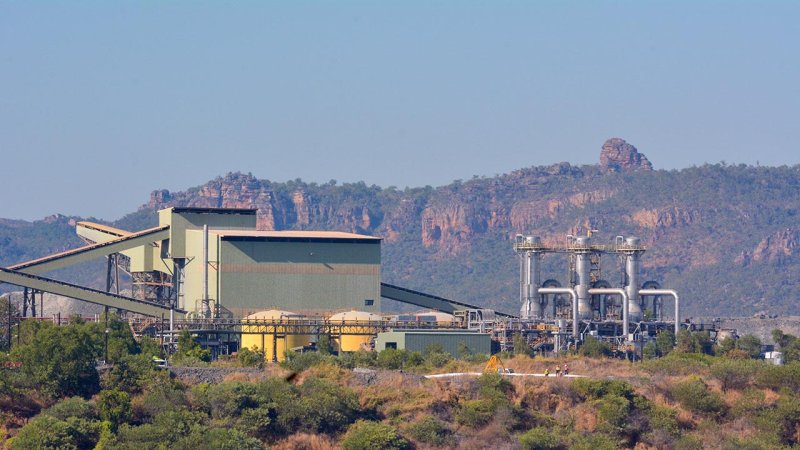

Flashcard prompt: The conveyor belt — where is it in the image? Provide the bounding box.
[0,267,184,317]
[8,225,169,274]
[380,282,517,318]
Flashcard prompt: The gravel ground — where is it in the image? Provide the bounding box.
[168,366,267,384]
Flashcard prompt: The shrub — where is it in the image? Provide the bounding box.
[11,322,101,398]
[42,396,97,421]
[647,404,680,435]
[174,330,211,362]
[102,354,163,394]
[477,371,514,403]
[170,427,264,450]
[337,350,378,369]
[578,335,612,357]
[10,415,80,449]
[519,426,562,450]
[456,399,495,427]
[281,351,335,372]
[670,378,725,417]
[236,347,263,368]
[407,416,454,447]
[564,431,619,450]
[376,348,424,370]
[341,420,409,450]
[98,388,132,430]
[710,358,762,391]
[594,394,631,433]
[757,362,800,391]
[640,352,713,376]
[570,378,634,401]
[277,377,362,434]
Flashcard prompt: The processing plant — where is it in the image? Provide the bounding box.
[0,207,696,361]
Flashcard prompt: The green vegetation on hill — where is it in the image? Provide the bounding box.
[3,163,800,316]
[3,322,800,448]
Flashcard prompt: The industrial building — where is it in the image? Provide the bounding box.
[0,206,700,362]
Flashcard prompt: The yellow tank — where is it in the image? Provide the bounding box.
[240,310,311,362]
[328,311,383,352]
[415,311,456,325]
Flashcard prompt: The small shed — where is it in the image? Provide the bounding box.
[375,330,491,357]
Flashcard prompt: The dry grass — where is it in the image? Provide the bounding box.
[220,371,265,383]
[271,433,338,450]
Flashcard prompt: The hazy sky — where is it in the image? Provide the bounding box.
[1,1,798,221]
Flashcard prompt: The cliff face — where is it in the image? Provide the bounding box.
[4,138,795,317]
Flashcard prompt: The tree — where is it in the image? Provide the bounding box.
[10,414,80,449]
[317,334,333,355]
[174,330,211,363]
[12,322,100,398]
[98,388,132,431]
[578,335,612,357]
[513,333,531,356]
[736,334,762,359]
[655,329,675,356]
[772,329,800,363]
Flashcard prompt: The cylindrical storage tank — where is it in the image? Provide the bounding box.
[414,311,456,325]
[575,237,593,320]
[329,311,383,352]
[240,310,311,362]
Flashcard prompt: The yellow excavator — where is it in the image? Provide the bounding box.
[484,355,514,375]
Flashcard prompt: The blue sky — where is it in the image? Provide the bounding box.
[1,1,798,221]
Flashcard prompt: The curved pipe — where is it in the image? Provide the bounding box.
[539,287,578,338]
[639,289,680,336]
[588,288,629,341]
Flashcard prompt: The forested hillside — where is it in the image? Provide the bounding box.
[2,139,799,317]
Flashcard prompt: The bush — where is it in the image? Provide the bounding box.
[170,427,264,450]
[519,426,562,450]
[647,404,680,435]
[10,414,81,449]
[757,362,800,391]
[237,347,263,368]
[456,399,495,427]
[11,322,101,398]
[710,358,762,391]
[281,351,336,372]
[173,330,211,363]
[341,420,410,450]
[578,335,612,357]
[376,348,424,370]
[102,354,163,394]
[42,396,97,421]
[670,378,725,417]
[640,352,713,376]
[594,394,631,433]
[277,377,362,434]
[407,416,454,447]
[570,378,634,401]
[564,431,619,450]
[98,388,132,430]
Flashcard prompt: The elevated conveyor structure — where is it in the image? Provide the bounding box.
[0,267,184,317]
[8,225,170,275]
[380,283,517,318]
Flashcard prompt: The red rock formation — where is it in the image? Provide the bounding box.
[600,138,653,172]
[752,228,798,265]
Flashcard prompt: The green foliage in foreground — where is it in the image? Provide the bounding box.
[341,420,410,450]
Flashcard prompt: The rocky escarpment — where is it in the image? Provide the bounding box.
[141,139,668,258]
[737,228,799,266]
[600,138,653,172]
